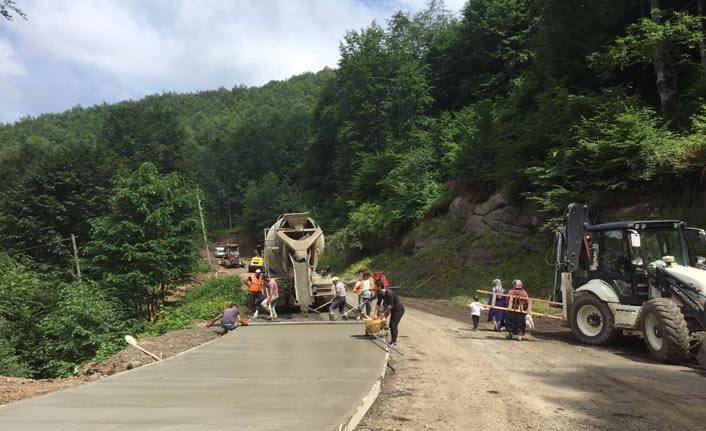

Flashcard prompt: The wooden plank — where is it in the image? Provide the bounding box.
[476,290,564,319]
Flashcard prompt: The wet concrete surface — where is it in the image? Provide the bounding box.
[0,323,388,431]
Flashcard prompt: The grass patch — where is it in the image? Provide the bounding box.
[141,276,248,337]
[339,214,556,305]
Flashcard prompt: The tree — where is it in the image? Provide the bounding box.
[38,281,126,377]
[0,252,48,377]
[85,163,201,321]
[1,0,25,21]
[589,3,703,120]
[100,101,187,175]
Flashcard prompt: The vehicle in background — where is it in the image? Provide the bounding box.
[248,256,264,273]
[214,247,226,259]
[224,243,243,268]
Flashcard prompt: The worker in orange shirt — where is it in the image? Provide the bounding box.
[244,269,265,318]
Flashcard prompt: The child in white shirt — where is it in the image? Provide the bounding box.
[467,295,486,331]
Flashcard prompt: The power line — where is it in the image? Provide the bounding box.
[7,236,77,253]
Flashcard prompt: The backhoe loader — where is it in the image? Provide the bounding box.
[554,203,706,366]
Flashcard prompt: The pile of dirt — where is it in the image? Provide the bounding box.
[83,326,220,377]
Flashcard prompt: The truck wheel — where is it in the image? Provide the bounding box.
[570,293,617,345]
[640,299,689,364]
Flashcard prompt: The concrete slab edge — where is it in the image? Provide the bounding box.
[247,320,360,326]
[335,352,389,431]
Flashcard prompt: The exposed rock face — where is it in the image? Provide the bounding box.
[449,193,541,237]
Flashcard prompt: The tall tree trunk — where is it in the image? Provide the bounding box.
[650,0,678,120]
[698,0,706,74]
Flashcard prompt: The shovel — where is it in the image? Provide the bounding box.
[124,335,161,361]
[335,299,370,321]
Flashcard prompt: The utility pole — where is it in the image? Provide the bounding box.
[698,0,706,74]
[226,178,232,230]
[71,234,81,282]
[197,196,212,266]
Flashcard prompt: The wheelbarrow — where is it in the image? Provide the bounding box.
[363,317,389,338]
[363,317,402,355]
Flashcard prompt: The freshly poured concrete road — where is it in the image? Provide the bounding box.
[0,323,388,431]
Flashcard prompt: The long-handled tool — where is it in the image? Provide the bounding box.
[336,298,370,321]
[124,335,161,361]
[368,330,403,355]
[313,298,334,312]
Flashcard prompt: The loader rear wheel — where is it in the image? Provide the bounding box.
[570,293,617,345]
[640,299,689,364]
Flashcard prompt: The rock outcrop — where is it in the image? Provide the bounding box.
[449,193,541,237]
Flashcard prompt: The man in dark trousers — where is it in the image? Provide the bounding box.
[372,279,405,347]
[244,269,265,318]
[206,303,246,334]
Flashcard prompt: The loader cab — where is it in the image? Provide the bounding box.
[574,221,690,306]
[224,243,242,268]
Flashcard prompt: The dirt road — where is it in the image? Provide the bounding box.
[357,298,706,431]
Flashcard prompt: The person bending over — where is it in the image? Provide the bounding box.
[372,280,405,347]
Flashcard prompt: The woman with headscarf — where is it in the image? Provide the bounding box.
[505,279,529,341]
[486,279,507,331]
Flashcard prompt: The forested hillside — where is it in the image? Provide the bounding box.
[2,0,706,377]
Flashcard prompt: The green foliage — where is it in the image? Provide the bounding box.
[142,276,247,337]
[589,12,702,79]
[381,144,444,224]
[101,101,188,175]
[528,96,706,217]
[0,252,45,377]
[85,163,201,321]
[341,214,553,303]
[240,172,308,236]
[37,281,128,377]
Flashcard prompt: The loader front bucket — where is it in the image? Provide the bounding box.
[697,339,706,368]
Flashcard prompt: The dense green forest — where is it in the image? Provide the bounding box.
[2,0,706,377]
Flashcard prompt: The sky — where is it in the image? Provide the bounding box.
[0,0,466,124]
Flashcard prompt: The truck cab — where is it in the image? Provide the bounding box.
[572,221,697,307]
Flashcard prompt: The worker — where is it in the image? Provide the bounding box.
[353,272,373,320]
[206,303,245,333]
[244,269,265,318]
[372,279,405,347]
[329,276,347,321]
[487,279,507,331]
[261,274,279,320]
[505,279,529,341]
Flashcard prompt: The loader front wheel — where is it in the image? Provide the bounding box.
[570,293,617,345]
[641,299,689,364]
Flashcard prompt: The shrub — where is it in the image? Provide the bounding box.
[38,281,128,377]
[142,276,247,337]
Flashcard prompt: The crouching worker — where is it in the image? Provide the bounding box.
[207,303,247,333]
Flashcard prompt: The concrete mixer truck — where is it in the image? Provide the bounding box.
[264,213,335,312]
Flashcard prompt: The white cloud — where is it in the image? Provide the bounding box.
[0,39,26,76]
[0,0,467,123]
